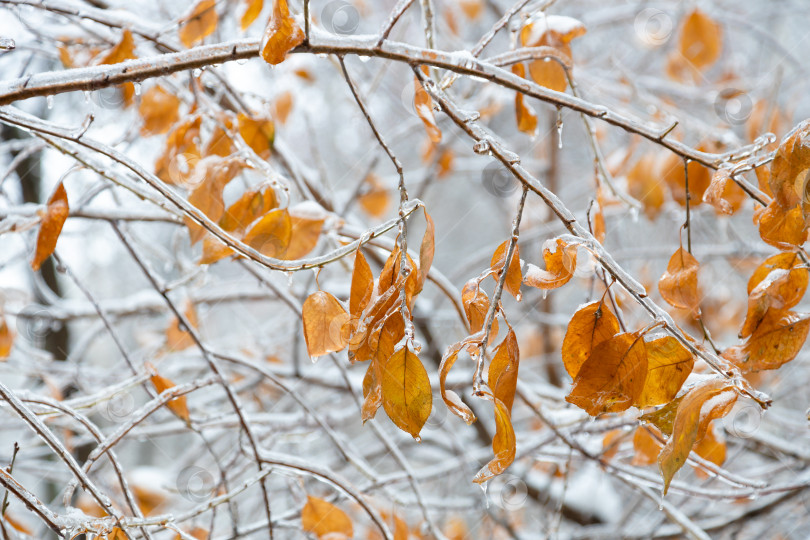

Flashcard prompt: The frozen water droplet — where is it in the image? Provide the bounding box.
[236,58,248,65]
[192,68,202,77]
[46,95,54,109]
[541,289,548,300]
[479,482,489,507]
[658,489,665,510]
[83,91,90,103]
[359,55,371,63]
[286,271,293,288]
[133,82,141,96]
[630,207,639,223]
[473,140,490,155]
[556,109,564,149]
[414,435,421,442]
[515,292,522,302]
[411,340,422,354]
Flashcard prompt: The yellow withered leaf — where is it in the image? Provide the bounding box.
[179,0,218,48]
[488,329,519,413]
[658,379,737,494]
[381,347,432,439]
[302,291,350,358]
[658,247,701,313]
[350,251,373,318]
[240,0,264,30]
[490,241,522,300]
[243,208,292,258]
[414,77,442,143]
[284,204,325,260]
[361,314,404,421]
[473,388,516,484]
[146,361,191,422]
[220,185,278,235]
[561,300,620,379]
[677,8,722,72]
[523,238,577,290]
[565,332,647,416]
[461,280,496,335]
[693,423,726,477]
[260,0,305,65]
[32,181,69,271]
[237,113,275,159]
[636,336,694,408]
[738,310,810,371]
[748,252,808,295]
[138,86,181,136]
[740,268,805,338]
[301,496,353,540]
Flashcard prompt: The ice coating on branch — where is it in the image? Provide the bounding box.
[289,200,328,220]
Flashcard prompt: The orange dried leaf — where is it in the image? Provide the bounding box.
[561,300,620,378]
[240,0,264,30]
[350,251,373,317]
[147,362,191,423]
[199,234,233,265]
[755,200,807,249]
[98,29,136,65]
[358,174,390,218]
[381,347,432,439]
[519,16,583,92]
[657,150,712,207]
[658,247,701,313]
[139,86,181,136]
[459,0,483,20]
[490,241,522,300]
[0,315,13,359]
[271,91,294,124]
[473,388,516,483]
[748,252,808,294]
[414,77,442,143]
[740,268,805,337]
[32,181,69,271]
[738,310,810,371]
[179,0,218,48]
[658,379,737,493]
[237,113,275,159]
[768,119,810,211]
[439,342,476,424]
[461,280,496,335]
[155,116,202,185]
[632,426,663,466]
[284,205,325,260]
[185,158,242,244]
[416,211,435,294]
[640,395,684,437]
[636,337,694,408]
[243,208,292,257]
[166,301,198,351]
[693,423,726,475]
[302,291,350,358]
[301,496,353,539]
[627,154,666,220]
[565,333,647,416]
[488,330,519,413]
[512,64,538,135]
[703,167,746,215]
[677,8,722,72]
[523,238,577,290]
[602,429,624,460]
[220,186,278,234]
[260,0,305,65]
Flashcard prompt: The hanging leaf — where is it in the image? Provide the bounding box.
[740,268,805,338]
[32,181,69,271]
[138,86,181,136]
[676,8,722,72]
[461,280,496,335]
[243,208,292,257]
[631,425,663,466]
[523,238,577,290]
[414,77,442,143]
[512,63,538,135]
[416,210,435,294]
[439,342,476,424]
[240,0,264,30]
[203,115,236,158]
[703,167,746,215]
[146,361,191,423]
[155,116,202,185]
[519,15,584,92]
[768,119,810,213]
[736,310,810,371]
[350,251,374,318]
[636,337,694,408]
[565,332,647,416]
[237,113,275,159]
[693,423,726,477]
[219,185,278,235]
[98,29,136,65]
[179,0,218,48]
[381,346,432,439]
[361,314,405,421]
[561,300,620,378]
[284,202,326,260]
[657,150,712,207]
[260,0,305,65]
[627,154,666,220]
[488,330,519,412]
[459,0,483,20]
[302,291,350,358]
[185,157,243,244]
[755,200,808,249]
[748,252,808,295]
[639,395,684,437]
[659,379,737,494]
[490,241,522,300]
[166,301,199,351]
[658,247,701,313]
[301,496,353,540]
[358,173,390,218]
[473,388,516,484]
[0,314,13,359]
